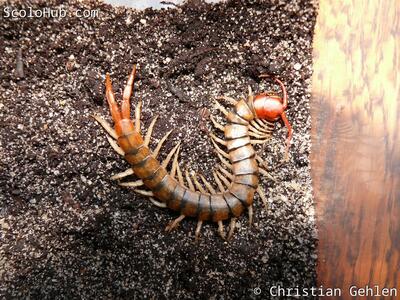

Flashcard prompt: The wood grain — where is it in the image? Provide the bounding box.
[311,0,400,298]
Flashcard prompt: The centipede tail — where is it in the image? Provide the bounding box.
[94,65,291,240]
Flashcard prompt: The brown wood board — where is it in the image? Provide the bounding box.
[312,0,400,298]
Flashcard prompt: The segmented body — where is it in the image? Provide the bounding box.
[118,99,258,222]
[94,65,291,239]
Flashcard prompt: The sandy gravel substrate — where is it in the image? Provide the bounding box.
[0,0,317,298]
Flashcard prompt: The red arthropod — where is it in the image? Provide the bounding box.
[253,75,292,158]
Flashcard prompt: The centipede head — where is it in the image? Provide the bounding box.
[252,75,292,159]
[253,75,288,122]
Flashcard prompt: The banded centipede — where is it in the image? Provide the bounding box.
[94,65,292,240]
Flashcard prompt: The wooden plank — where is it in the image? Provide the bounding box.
[311,0,400,298]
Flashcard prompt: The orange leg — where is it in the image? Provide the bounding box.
[121,65,136,119]
[281,112,292,160]
[105,65,137,124]
[105,73,121,124]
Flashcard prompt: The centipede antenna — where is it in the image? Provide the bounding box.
[144,115,159,146]
[216,95,238,106]
[191,173,207,194]
[176,163,185,186]
[134,100,142,133]
[106,135,125,156]
[218,165,234,180]
[248,205,253,226]
[118,180,144,187]
[210,132,227,146]
[210,115,225,131]
[161,142,181,168]
[165,215,185,232]
[170,145,181,178]
[185,169,195,191]
[110,168,134,180]
[211,138,230,159]
[257,186,268,209]
[195,221,203,241]
[214,100,229,116]
[150,197,167,208]
[92,115,118,139]
[227,217,237,240]
[218,221,226,239]
[199,174,216,194]
[213,171,226,192]
[133,189,153,196]
[153,129,173,158]
[280,111,292,161]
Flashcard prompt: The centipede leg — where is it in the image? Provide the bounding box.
[170,145,181,178]
[250,138,270,145]
[216,95,238,106]
[218,165,234,181]
[216,152,232,169]
[176,163,185,186]
[119,180,144,187]
[255,155,268,169]
[210,115,225,131]
[185,169,196,191]
[195,220,203,241]
[132,189,153,197]
[259,167,276,182]
[214,100,229,117]
[210,132,227,146]
[199,174,216,194]
[121,65,136,119]
[218,221,226,240]
[161,143,181,168]
[144,115,159,146]
[250,120,272,134]
[165,215,185,232]
[211,138,229,159]
[106,135,125,156]
[134,100,142,133]
[153,129,173,158]
[150,197,167,208]
[92,115,118,140]
[111,168,134,180]
[105,72,122,124]
[249,131,271,140]
[248,205,253,226]
[213,171,226,192]
[248,86,253,97]
[257,186,268,209]
[227,217,237,240]
[191,173,206,193]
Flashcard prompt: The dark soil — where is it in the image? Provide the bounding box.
[0,0,317,298]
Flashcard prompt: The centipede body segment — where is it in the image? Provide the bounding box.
[94,65,291,240]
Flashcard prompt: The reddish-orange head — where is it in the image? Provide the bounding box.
[252,76,292,159]
[253,93,285,122]
[253,77,288,121]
